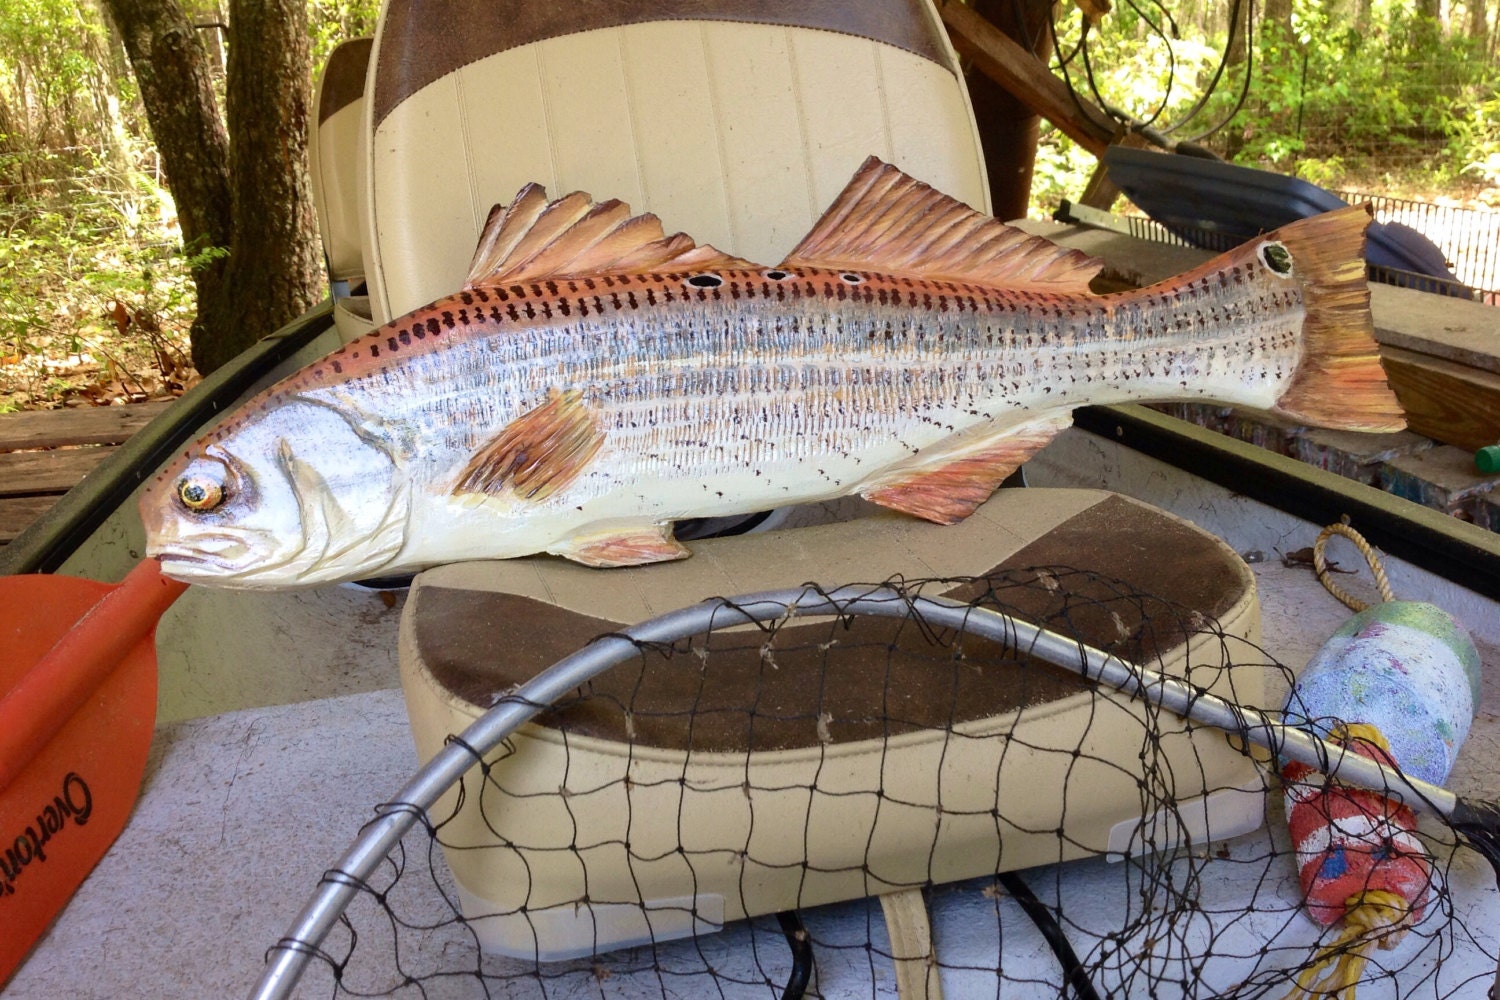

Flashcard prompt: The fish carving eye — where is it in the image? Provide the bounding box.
[177,474,225,512]
[1259,241,1294,276]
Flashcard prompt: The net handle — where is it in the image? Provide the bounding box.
[247,582,1463,1000]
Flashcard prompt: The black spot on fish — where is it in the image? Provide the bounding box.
[369,345,380,358]
[427,318,441,335]
[387,336,399,352]
[688,273,722,289]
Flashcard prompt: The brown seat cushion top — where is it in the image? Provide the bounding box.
[414,495,1249,753]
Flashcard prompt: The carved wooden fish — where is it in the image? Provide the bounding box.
[140,157,1404,588]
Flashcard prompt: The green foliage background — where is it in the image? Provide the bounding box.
[1032,0,1500,211]
[0,0,378,409]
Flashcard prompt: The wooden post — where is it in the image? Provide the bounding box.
[962,0,1058,221]
[939,1,1114,160]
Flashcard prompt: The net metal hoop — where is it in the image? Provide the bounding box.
[247,582,1461,1000]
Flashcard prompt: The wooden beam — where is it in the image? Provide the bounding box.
[0,496,56,545]
[0,448,113,498]
[0,401,171,451]
[939,0,1114,158]
[1382,345,1500,452]
[964,0,1056,220]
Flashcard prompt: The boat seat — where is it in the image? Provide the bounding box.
[399,490,1268,960]
[360,0,990,324]
[308,36,377,343]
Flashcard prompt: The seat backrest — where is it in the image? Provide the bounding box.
[362,0,990,323]
[310,38,374,289]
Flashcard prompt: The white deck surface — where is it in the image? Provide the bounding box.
[9,553,1499,999]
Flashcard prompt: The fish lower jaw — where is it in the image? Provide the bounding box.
[149,544,294,588]
[154,553,245,584]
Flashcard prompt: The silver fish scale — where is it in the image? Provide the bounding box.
[304,269,1305,502]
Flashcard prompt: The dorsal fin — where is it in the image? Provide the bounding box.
[465,184,759,287]
[781,157,1104,293]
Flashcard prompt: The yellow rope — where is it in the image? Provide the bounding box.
[1313,523,1397,612]
[1286,890,1414,999]
[1281,725,1410,999]
[1330,722,1391,755]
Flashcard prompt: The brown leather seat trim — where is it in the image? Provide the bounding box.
[371,0,951,128]
[413,496,1251,754]
[318,37,374,125]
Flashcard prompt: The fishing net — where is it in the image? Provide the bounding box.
[252,571,1500,1000]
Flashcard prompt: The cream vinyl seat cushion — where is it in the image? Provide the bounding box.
[309,37,378,343]
[310,37,373,287]
[398,490,1268,960]
[361,0,990,323]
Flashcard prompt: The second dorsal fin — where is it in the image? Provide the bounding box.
[465,184,759,287]
[780,157,1104,293]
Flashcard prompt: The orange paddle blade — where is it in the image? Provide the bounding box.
[0,561,186,984]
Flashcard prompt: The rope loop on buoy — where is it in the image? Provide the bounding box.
[1288,889,1414,999]
[1313,524,1396,612]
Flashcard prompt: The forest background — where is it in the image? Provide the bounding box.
[0,0,1496,412]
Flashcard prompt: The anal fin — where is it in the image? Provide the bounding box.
[551,525,691,568]
[861,414,1072,524]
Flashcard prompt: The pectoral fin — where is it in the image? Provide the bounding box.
[550,525,691,568]
[453,388,604,501]
[861,413,1072,524]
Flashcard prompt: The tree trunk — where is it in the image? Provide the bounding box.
[191,0,321,373]
[1221,0,1250,158]
[1264,0,1296,40]
[1468,0,1489,48]
[97,0,232,357]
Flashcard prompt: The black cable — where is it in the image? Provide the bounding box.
[1047,6,1123,135]
[1113,0,1177,127]
[997,871,1104,1000]
[776,910,814,1000]
[1162,0,1243,135]
[1184,0,1259,142]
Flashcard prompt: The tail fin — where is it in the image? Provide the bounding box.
[1271,206,1406,432]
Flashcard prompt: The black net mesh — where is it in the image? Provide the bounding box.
[264,571,1498,999]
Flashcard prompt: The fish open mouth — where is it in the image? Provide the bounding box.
[148,534,258,572]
